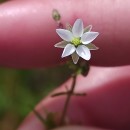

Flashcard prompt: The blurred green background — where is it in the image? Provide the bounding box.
[0,65,70,130]
[0,0,6,3]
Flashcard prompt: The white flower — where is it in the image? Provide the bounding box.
[54,19,99,64]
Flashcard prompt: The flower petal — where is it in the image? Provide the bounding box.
[81,32,99,44]
[86,43,99,50]
[76,45,91,60]
[84,25,92,33]
[72,19,83,37]
[54,41,68,48]
[71,52,79,64]
[56,29,73,41]
[62,44,76,58]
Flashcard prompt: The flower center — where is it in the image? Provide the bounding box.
[71,37,81,46]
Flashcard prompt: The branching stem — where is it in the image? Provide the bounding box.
[59,74,77,125]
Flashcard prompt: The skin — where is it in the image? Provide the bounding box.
[0,0,130,130]
[18,66,130,130]
[0,0,130,68]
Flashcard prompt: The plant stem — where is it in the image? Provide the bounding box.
[60,74,77,125]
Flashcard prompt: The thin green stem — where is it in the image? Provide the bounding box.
[60,74,77,125]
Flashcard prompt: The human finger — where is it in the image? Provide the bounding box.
[18,65,130,130]
[0,0,130,68]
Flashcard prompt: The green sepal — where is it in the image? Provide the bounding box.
[66,23,72,31]
[84,25,92,33]
[67,60,90,77]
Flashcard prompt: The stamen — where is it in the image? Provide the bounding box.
[71,38,81,46]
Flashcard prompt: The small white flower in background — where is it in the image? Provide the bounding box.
[54,19,99,64]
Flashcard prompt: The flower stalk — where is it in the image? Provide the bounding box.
[60,74,77,125]
[59,73,77,125]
